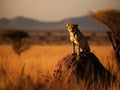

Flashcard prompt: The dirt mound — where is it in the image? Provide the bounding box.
[50,53,117,90]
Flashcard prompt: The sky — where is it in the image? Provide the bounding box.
[0,0,120,21]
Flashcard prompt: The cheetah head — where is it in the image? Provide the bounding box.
[66,24,78,33]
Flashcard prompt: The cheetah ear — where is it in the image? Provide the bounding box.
[66,24,69,27]
[75,24,78,28]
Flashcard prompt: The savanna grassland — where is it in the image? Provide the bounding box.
[0,31,120,90]
[0,44,120,90]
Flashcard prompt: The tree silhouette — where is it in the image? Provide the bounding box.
[0,30,30,55]
[91,9,120,64]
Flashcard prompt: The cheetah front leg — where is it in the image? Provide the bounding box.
[72,42,76,55]
[77,43,80,55]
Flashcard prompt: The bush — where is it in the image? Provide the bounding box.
[0,29,30,55]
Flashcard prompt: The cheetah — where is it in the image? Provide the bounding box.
[66,24,90,55]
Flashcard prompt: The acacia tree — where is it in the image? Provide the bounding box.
[92,9,120,64]
[0,30,29,55]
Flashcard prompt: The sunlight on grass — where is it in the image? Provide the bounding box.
[0,45,119,90]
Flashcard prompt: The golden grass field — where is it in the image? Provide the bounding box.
[0,44,119,90]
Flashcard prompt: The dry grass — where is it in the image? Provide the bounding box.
[0,44,119,90]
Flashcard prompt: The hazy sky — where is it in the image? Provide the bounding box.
[0,0,120,21]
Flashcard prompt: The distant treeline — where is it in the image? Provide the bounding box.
[0,30,110,45]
